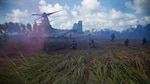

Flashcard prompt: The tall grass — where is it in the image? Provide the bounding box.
[0,48,150,84]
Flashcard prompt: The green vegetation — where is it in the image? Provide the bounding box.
[0,47,150,84]
[0,24,8,46]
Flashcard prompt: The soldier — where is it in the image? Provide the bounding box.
[142,37,147,45]
[89,39,96,48]
[111,33,115,42]
[69,33,72,39]
[71,40,77,50]
[124,38,129,46]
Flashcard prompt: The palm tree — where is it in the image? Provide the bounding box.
[27,23,32,31]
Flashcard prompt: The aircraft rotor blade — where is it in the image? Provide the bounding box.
[32,14,42,16]
[47,10,63,16]
[34,16,43,21]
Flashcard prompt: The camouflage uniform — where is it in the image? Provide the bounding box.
[142,37,147,45]
[124,39,129,46]
[89,40,96,48]
[71,40,77,50]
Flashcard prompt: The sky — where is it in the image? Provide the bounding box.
[0,0,150,31]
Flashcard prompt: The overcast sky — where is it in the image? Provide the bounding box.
[0,0,150,31]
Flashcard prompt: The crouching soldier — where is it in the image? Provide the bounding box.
[71,40,77,50]
[124,38,129,46]
[142,37,147,45]
[89,40,96,48]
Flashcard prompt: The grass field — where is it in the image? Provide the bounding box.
[0,38,150,84]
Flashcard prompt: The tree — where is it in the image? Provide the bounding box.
[33,22,38,31]
[15,23,21,34]
[0,24,8,46]
[27,23,32,31]
[7,22,14,34]
[20,23,26,33]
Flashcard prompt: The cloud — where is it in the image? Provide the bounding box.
[139,16,150,26]
[0,0,34,6]
[5,9,29,23]
[69,0,139,31]
[125,0,150,14]
[7,0,35,6]
[38,0,67,16]
[109,8,138,28]
[72,0,104,15]
[37,0,150,32]
[71,10,78,17]
[81,0,101,12]
[38,0,70,29]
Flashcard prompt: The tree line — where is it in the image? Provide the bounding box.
[0,22,41,46]
[89,24,150,40]
[0,22,43,35]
